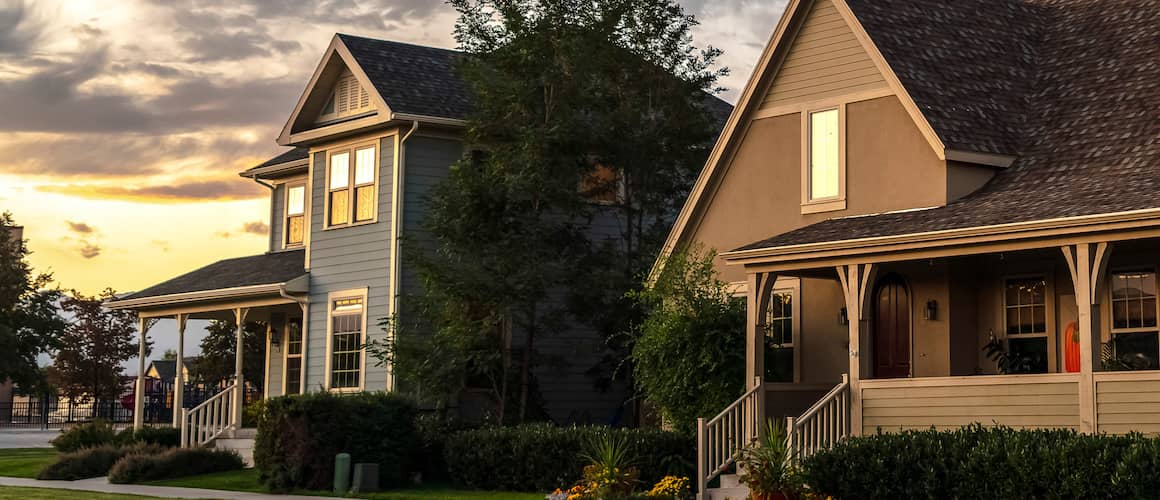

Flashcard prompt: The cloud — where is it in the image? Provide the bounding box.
[241,221,269,235]
[38,179,266,203]
[79,242,101,259]
[150,239,171,252]
[0,0,44,55]
[65,221,95,234]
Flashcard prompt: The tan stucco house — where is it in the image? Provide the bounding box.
[668,0,1160,496]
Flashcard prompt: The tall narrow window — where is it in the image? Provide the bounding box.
[284,318,303,395]
[1110,271,1159,370]
[326,144,377,227]
[329,297,364,390]
[808,109,840,201]
[1004,278,1049,373]
[765,290,795,383]
[285,183,305,247]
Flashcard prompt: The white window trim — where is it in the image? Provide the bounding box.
[1001,273,1056,373]
[765,279,802,384]
[323,142,379,229]
[800,105,847,214]
[1107,267,1160,336]
[324,288,369,393]
[283,181,307,249]
[282,316,304,395]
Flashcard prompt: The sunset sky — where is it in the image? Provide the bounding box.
[0,0,786,363]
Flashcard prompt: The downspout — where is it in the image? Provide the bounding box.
[279,286,309,393]
[387,120,419,392]
[251,177,276,251]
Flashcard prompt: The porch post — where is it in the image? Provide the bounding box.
[133,316,152,430]
[1062,242,1111,434]
[234,307,250,428]
[172,314,188,427]
[837,263,875,437]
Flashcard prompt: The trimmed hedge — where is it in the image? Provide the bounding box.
[444,424,694,492]
[802,425,1160,499]
[254,391,418,492]
[37,443,166,480]
[108,447,244,484]
[116,426,181,448]
[413,412,471,483]
[51,420,119,452]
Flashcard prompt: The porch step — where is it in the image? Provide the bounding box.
[226,427,258,439]
[213,437,255,468]
[719,473,742,489]
[705,486,749,500]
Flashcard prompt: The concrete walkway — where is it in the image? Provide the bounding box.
[0,476,335,499]
[0,430,57,448]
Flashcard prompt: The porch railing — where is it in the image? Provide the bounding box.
[696,376,763,498]
[786,374,849,462]
[180,382,236,448]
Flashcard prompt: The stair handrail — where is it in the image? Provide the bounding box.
[696,376,763,499]
[785,374,849,462]
[180,382,237,448]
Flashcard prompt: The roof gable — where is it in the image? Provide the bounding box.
[338,34,472,121]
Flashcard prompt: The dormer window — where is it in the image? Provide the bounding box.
[801,106,846,214]
[318,73,372,123]
[285,183,306,247]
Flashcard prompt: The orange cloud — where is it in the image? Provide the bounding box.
[38,179,265,203]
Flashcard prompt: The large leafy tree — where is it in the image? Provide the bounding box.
[630,246,745,432]
[0,212,67,392]
[52,289,145,401]
[194,320,267,391]
[389,0,725,423]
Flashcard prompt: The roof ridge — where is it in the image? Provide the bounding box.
[336,33,461,54]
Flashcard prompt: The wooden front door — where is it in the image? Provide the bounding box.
[873,274,911,379]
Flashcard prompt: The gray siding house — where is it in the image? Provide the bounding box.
[108,34,730,437]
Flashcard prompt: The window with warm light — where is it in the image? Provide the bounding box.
[328,296,364,390]
[326,144,376,227]
[285,183,305,246]
[808,108,840,201]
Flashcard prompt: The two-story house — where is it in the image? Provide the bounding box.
[107,34,731,448]
[655,0,1160,497]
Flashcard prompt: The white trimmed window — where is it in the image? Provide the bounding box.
[765,289,798,383]
[328,294,366,390]
[326,144,377,227]
[318,73,372,122]
[284,318,303,395]
[1110,270,1159,370]
[801,106,846,213]
[284,183,306,247]
[1004,277,1049,373]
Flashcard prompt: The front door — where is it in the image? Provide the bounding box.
[873,274,911,378]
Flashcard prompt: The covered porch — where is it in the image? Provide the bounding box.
[106,250,308,448]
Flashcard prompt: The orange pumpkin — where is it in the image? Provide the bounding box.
[1064,321,1080,372]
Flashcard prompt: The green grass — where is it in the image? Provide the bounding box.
[0,486,172,499]
[0,448,57,478]
[149,468,544,499]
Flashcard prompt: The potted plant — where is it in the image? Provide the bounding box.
[736,420,800,500]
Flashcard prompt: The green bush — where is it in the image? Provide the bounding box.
[413,412,471,483]
[37,443,166,480]
[802,425,1154,499]
[444,424,693,492]
[52,420,119,452]
[107,447,243,484]
[254,391,418,492]
[115,426,181,448]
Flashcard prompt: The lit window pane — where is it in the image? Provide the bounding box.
[329,153,350,189]
[355,147,376,185]
[355,185,375,222]
[287,215,304,245]
[287,185,305,215]
[809,109,839,200]
[330,191,349,225]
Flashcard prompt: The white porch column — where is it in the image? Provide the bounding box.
[746,272,778,391]
[233,307,250,428]
[172,314,187,427]
[133,316,153,430]
[836,263,875,437]
[1062,242,1111,434]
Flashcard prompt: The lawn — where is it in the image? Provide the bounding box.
[0,448,56,478]
[150,468,544,499]
[0,486,171,499]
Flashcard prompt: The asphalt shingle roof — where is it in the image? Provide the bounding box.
[338,34,474,121]
[737,0,1160,253]
[121,250,306,301]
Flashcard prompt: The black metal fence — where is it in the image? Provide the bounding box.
[0,382,261,429]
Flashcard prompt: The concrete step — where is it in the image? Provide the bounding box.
[718,474,742,489]
[706,486,749,500]
[213,437,255,468]
[227,427,258,439]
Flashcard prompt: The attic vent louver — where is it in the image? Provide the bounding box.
[319,73,373,122]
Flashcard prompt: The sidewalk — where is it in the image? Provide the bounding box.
[0,476,335,500]
[0,430,56,449]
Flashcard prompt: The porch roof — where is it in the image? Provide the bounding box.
[107,250,307,310]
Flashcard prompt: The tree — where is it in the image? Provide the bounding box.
[0,212,67,391]
[194,320,266,391]
[52,289,145,402]
[162,349,177,360]
[629,246,745,432]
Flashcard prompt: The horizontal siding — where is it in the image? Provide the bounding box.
[762,0,887,110]
[1096,376,1160,435]
[862,379,1080,435]
[267,342,284,398]
[269,184,284,252]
